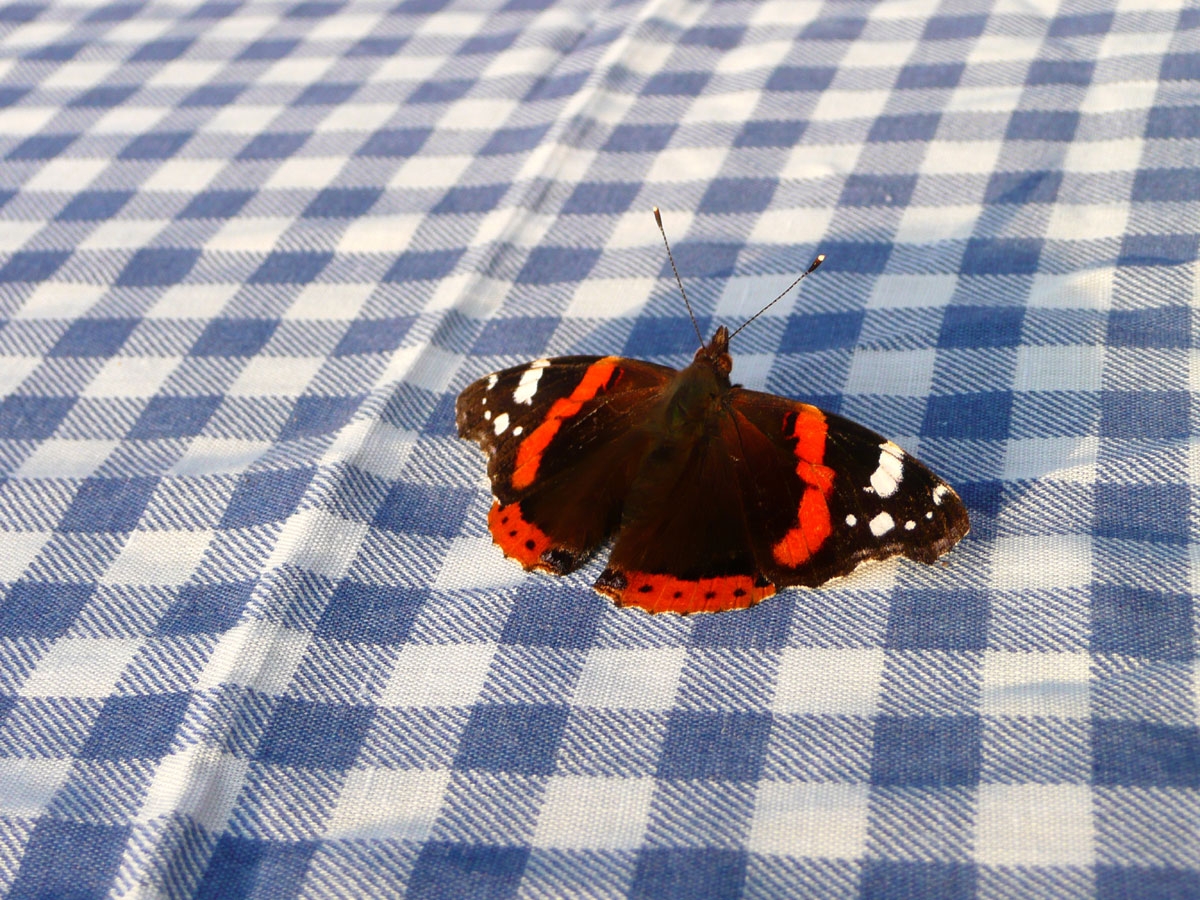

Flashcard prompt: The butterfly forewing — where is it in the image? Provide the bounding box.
[729,389,969,587]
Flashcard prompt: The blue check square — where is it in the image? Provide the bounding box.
[454,704,568,774]
[1092,720,1200,788]
[407,843,528,900]
[7,820,130,900]
[221,467,314,528]
[256,698,375,769]
[193,836,318,900]
[0,582,94,638]
[58,476,159,532]
[128,395,221,439]
[872,715,982,786]
[630,849,746,900]
[315,583,426,644]
[80,693,190,759]
[657,710,772,781]
[158,581,254,635]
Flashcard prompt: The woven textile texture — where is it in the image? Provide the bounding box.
[0,0,1196,897]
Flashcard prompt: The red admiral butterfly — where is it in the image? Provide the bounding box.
[457,210,969,614]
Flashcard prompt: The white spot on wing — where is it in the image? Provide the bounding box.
[869,512,895,536]
[869,443,904,498]
[513,365,544,405]
[933,484,949,505]
[493,412,509,435]
[926,511,934,520]
[905,520,916,530]
[513,425,523,436]
[531,358,550,368]
[486,374,498,390]
[484,410,491,420]
[870,470,897,498]
[845,514,857,527]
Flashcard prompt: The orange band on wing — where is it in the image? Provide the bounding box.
[596,568,775,615]
[772,407,836,568]
[511,358,619,491]
[488,501,554,570]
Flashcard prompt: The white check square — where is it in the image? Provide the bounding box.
[266,509,368,581]
[976,784,1094,866]
[991,536,1091,590]
[846,350,936,397]
[920,140,1004,175]
[572,647,686,711]
[103,529,213,585]
[533,776,654,849]
[195,620,311,693]
[0,758,73,816]
[1045,203,1130,241]
[1014,346,1103,392]
[434,536,528,591]
[0,532,49,581]
[810,89,890,122]
[138,746,250,831]
[894,205,980,243]
[1027,269,1113,310]
[24,158,107,192]
[645,148,727,184]
[1002,436,1098,482]
[981,650,1091,719]
[15,282,105,319]
[228,356,325,397]
[17,439,117,478]
[773,648,885,716]
[21,637,144,698]
[325,767,451,840]
[440,98,518,131]
[389,155,473,190]
[205,218,293,253]
[748,782,870,858]
[379,642,496,708]
[264,157,343,190]
[84,357,181,399]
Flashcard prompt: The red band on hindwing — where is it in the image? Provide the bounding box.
[596,567,775,614]
[772,407,836,567]
[488,501,555,570]
[511,358,620,491]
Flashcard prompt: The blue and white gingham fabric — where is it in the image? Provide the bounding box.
[0,0,1196,897]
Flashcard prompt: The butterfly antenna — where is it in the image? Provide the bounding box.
[727,253,826,342]
[654,207,705,349]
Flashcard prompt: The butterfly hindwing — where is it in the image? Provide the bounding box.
[596,410,778,613]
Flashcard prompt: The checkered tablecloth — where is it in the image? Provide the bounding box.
[0,0,1196,897]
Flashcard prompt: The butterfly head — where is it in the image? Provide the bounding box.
[697,325,733,377]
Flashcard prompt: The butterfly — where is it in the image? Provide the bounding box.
[456,210,969,614]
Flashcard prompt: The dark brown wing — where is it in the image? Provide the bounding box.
[456,355,675,574]
[729,388,970,587]
[595,410,778,613]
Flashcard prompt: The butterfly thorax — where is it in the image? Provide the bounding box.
[656,327,735,435]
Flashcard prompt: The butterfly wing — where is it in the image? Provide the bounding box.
[456,355,675,574]
[595,388,969,613]
[729,388,970,588]
[595,413,780,613]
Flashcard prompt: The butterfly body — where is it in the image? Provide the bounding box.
[456,324,969,614]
